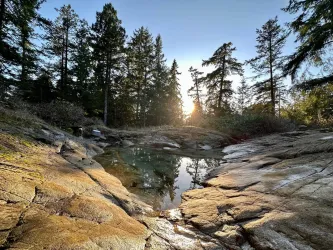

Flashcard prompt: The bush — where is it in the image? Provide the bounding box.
[30,101,85,127]
[206,113,295,138]
[31,100,102,128]
[1,98,103,132]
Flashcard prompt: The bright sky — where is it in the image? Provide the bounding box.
[39,0,296,114]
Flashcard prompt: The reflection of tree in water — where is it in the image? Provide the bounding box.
[186,159,206,189]
[203,158,222,170]
[102,147,225,210]
[125,147,181,210]
[186,158,222,190]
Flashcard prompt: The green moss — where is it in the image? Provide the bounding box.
[0,152,17,161]
[28,171,43,180]
[64,127,74,134]
[21,139,34,148]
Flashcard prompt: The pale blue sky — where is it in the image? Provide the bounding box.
[39,0,296,113]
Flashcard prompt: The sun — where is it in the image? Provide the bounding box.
[184,101,195,115]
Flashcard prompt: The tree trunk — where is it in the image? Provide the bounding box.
[195,77,201,109]
[143,71,148,128]
[114,98,116,126]
[60,34,65,99]
[104,54,110,125]
[143,109,146,127]
[104,83,108,125]
[0,0,4,97]
[64,26,69,90]
[21,32,27,84]
[269,36,275,116]
[136,83,140,125]
[218,56,226,109]
[279,89,281,118]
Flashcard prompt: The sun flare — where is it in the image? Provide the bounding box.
[184,101,195,115]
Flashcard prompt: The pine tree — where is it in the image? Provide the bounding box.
[0,0,45,100]
[113,75,135,127]
[72,19,92,107]
[91,3,126,125]
[44,5,79,99]
[283,0,333,88]
[15,0,43,91]
[188,67,204,109]
[186,159,206,189]
[29,70,55,103]
[0,0,20,93]
[150,34,169,125]
[127,27,154,127]
[236,77,251,114]
[246,17,288,115]
[203,42,243,115]
[167,59,182,125]
[188,66,204,121]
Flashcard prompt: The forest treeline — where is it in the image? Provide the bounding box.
[0,0,332,129]
[187,0,333,127]
[0,1,182,127]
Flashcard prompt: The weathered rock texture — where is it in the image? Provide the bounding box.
[1,108,333,250]
[91,126,231,150]
[0,117,228,250]
[180,130,333,250]
[0,127,151,249]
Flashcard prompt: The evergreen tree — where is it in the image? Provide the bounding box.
[167,59,182,125]
[127,27,154,127]
[29,70,55,103]
[203,42,243,115]
[0,0,45,100]
[91,3,126,125]
[0,0,20,96]
[16,0,45,97]
[44,5,79,99]
[283,0,333,88]
[236,77,251,114]
[113,75,135,127]
[276,82,288,117]
[72,19,92,107]
[246,17,288,115]
[186,159,205,189]
[150,34,168,125]
[188,67,204,110]
[188,66,204,123]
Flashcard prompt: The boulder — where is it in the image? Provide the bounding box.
[180,130,333,250]
[0,128,150,249]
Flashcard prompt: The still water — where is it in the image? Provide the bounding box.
[95,147,223,210]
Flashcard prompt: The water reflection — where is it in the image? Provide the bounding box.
[95,147,222,210]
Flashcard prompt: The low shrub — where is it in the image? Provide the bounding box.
[206,113,295,138]
[0,98,42,127]
[2,98,103,129]
[31,100,86,128]
[32,100,103,128]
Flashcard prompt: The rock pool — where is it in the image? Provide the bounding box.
[95,147,224,210]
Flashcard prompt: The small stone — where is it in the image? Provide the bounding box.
[200,145,212,151]
[298,125,308,131]
[121,140,135,147]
